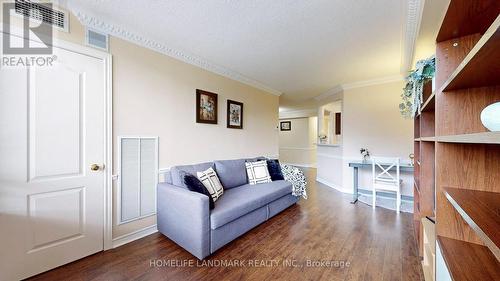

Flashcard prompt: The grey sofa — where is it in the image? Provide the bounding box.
[157,158,299,259]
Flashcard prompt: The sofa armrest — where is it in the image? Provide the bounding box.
[157,183,210,259]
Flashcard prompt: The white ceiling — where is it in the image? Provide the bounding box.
[65,0,411,100]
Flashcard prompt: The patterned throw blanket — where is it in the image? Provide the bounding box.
[280,164,308,199]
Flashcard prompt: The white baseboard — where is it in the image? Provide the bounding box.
[358,189,414,202]
[316,177,351,194]
[283,162,317,168]
[112,224,158,248]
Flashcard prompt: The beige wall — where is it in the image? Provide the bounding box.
[278,117,317,166]
[307,81,414,196]
[341,81,414,195]
[111,36,279,237]
[3,5,279,238]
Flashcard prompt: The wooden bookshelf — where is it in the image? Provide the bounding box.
[437,236,500,281]
[435,132,500,144]
[413,80,435,258]
[417,1,500,280]
[420,91,435,113]
[443,187,500,260]
[436,0,500,42]
[440,16,500,91]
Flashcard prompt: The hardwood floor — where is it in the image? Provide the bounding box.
[28,168,423,281]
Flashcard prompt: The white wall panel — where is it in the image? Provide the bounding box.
[30,67,82,180]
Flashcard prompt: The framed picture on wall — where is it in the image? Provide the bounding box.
[196,89,218,124]
[227,100,244,129]
[280,121,291,131]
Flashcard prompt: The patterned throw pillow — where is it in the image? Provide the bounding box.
[197,167,224,202]
[183,173,215,209]
[245,160,272,185]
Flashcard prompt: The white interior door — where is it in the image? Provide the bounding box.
[0,33,107,280]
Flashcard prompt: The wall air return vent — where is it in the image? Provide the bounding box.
[14,0,69,32]
[85,28,109,51]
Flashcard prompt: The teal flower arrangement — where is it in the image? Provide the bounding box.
[400,56,436,118]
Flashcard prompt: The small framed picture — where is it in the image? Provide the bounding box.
[280,121,291,131]
[227,100,244,129]
[196,89,218,124]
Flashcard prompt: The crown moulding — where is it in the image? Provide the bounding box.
[315,0,421,101]
[279,108,318,119]
[314,74,403,101]
[400,0,424,74]
[73,11,282,96]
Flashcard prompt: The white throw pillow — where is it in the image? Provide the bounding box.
[245,160,272,185]
[197,167,224,202]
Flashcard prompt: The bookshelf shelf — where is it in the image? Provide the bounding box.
[420,137,436,142]
[435,132,500,144]
[415,1,500,279]
[436,0,500,42]
[437,236,500,281]
[444,188,500,260]
[440,16,500,92]
[420,91,435,113]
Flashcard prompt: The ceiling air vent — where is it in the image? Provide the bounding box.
[85,28,109,51]
[14,0,69,32]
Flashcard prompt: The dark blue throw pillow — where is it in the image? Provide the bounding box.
[267,159,284,181]
[183,173,215,209]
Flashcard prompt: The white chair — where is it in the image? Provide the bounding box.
[371,157,402,213]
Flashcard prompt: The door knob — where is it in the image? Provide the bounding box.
[90,164,103,171]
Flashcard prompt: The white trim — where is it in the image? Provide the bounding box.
[316,153,343,160]
[71,10,282,96]
[316,144,342,148]
[116,136,159,225]
[400,0,425,73]
[316,177,350,194]
[314,85,343,101]
[279,147,316,151]
[103,51,113,250]
[314,75,403,101]
[342,75,403,90]
[158,167,171,173]
[358,189,414,203]
[158,167,171,183]
[1,25,114,250]
[282,162,317,168]
[279,108,318,119]
[112,225,158,248]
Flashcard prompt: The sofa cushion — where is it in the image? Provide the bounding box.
[214,159,247,189]
[210,180,292,229]
[170,162,214,188]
